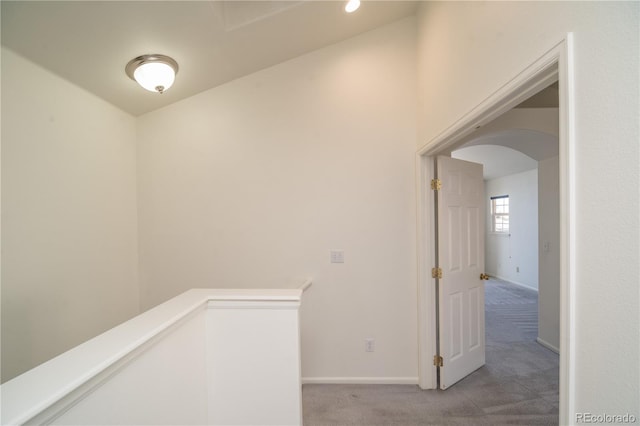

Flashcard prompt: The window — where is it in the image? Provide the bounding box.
[491,195,509,233]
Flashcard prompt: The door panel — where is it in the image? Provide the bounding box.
[437,156,485,389]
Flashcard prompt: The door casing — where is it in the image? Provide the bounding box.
[415,34,575,426]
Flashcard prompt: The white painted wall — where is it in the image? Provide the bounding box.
[4,4,637,416]
[136,19,418,382]
[538,156,560,352]
[207,300,302,425]
[485,169,539,290]
[1,48,140,382]
[417,1,639,416]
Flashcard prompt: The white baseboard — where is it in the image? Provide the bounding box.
[537,337,560,354]
[491,274,539,292]
[302,377,419,385]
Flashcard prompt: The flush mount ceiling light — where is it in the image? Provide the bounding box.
[125,54,179,94]
[345,0,360,13]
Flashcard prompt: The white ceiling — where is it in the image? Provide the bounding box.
[452,145,538,181]
[1,1,418,116]
[460,128,558,162]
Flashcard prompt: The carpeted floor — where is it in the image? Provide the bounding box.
[302,278,559,425]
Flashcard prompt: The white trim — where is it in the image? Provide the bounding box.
[302,377,419,385]
[557,33,576,426]
[207,300,301,309]
[299,278,313,292]
[415,34,575,424]
[417,60,558,157]
[415,153,438,389]
[537,337,560,354]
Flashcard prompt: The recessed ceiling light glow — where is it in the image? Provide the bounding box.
[345,0,360,13]
[125,54,179,94]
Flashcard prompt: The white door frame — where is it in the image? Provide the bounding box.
[415,34,575,425]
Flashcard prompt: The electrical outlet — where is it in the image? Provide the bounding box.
[365,338,375,352]
[516,266,520,273]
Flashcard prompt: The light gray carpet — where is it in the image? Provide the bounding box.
[302,278,559,425]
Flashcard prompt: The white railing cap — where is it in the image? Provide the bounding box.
[1,287,305,425]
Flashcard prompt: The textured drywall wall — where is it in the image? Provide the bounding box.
[485,169,539,290]
[137,19,418,381]
[1,48,140,382]
[538,155,560,352]
[417,1,639,416]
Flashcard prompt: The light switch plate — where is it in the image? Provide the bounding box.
[330,250,344,263]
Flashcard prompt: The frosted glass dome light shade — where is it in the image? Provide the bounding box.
[125,54,179,94]
[345,0,360,13]
[134,62,175,93]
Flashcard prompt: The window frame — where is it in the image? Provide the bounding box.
[490,195,510,234]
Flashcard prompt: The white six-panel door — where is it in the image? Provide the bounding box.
[436,156,486,389]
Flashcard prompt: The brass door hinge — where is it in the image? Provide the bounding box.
[431,267,443,279]
[433,355,444,367]
[430,179,442,191]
